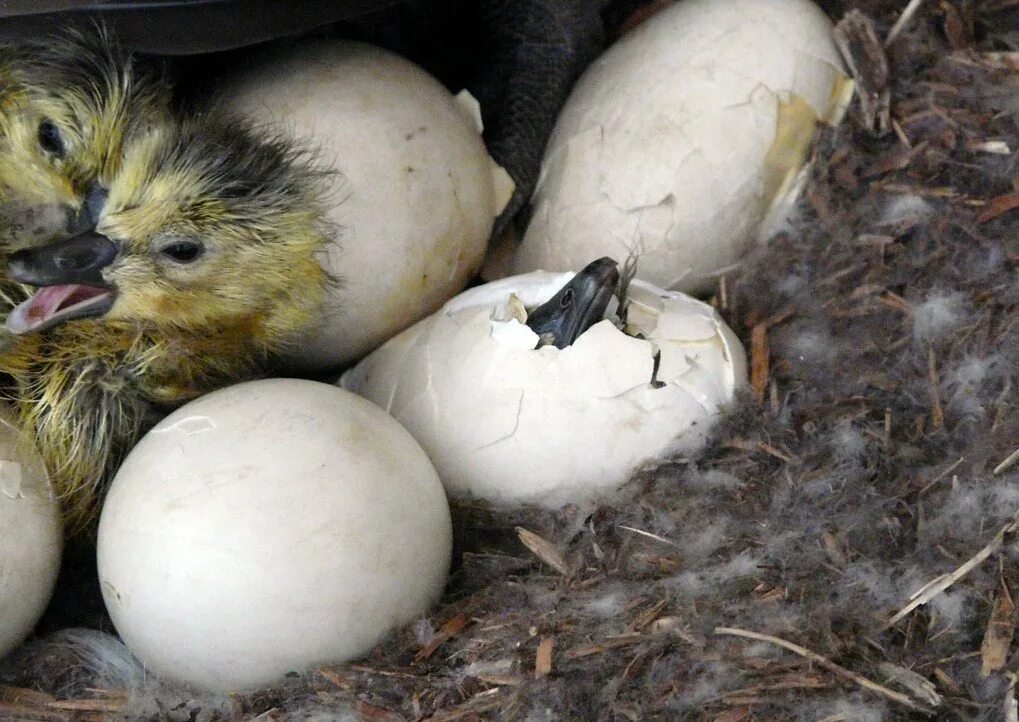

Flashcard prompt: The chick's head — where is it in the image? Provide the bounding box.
[100,120,331,342]
[1,30,334,346]
[0,27,170,249]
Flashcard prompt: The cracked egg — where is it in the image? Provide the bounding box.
[507,0,852,294]
[0,405,61,660]
[97,379,452,692]
[341,268,747,509]
[218,40,513,370]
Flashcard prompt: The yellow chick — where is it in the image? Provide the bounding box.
[0,28,334,528]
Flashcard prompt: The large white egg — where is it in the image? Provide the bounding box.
[218,40,513,369]
[96,379,452,692]
[341,271,747,508]
[511,0,850,294]
[0,406,61,659]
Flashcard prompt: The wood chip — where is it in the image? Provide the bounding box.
[355,700,405,721]
[617,525,679,548]
[0,686,56,706]
[887,510,1019,628]
[316,667,354,690]
[1007,673,1019,722]
[878,662,943,707]
[716,675,827,699]
[863,141,929,178]
[749,322,768,403]
[928,348,944,430]
[918,456,965,496]
[968,140,1012,155]
[834,10,891,135]
[994,447,1019,475]
[880,292,913,315]
[347,665,420,679]
[0,703,69,722]
[980,52,1019,71]
[535,636,554,678]
[934,667,962,694]
[414,611,471,663]
[629,599,668,632]
[564,634,641,660]
[978,192,1019,223]
[757,442,791,462]
[822,531,849,567]
[515,527,571,576]
[712,707,753,722]
[45,698,126,713]
[714,627,934,713]
[981,589,1016,677]
[886,0,927,45]
[475,674,522,687]
[939,0,972,50]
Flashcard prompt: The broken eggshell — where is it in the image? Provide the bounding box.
[0,405,62,660]
[509,0,851,294]
[341,272,747,509]
[217,40,513,370]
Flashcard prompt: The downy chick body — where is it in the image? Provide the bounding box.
[0,29,334,527]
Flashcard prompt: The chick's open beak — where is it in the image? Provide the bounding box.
[6,232,118,334]
[526,256,620,349]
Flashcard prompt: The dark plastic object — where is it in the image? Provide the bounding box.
[0,0,398,54]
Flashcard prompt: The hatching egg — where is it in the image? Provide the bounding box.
[342,271,747,508]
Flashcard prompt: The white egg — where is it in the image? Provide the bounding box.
[510,0,850,294]
[341,271,747,509]
[218,40,513,369]
[0,406,61,659]
[96,379,452,692]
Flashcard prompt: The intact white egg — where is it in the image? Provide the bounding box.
[510,0,850,294]
[218,40,513,369]
[96,379,452,692]
[341,271,747,508]
[0,406,61,659]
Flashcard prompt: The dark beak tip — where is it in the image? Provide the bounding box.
[5,233,118,288]
[587,256,618,272]
[588,257,620,285]
[589,256,620,275]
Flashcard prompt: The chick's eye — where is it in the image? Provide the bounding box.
[160,241,204,264]
[37,120,65,158]
[560,288,575,308]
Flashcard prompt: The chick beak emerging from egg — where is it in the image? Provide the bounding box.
[526,256,620,349]
[6,231,119,334]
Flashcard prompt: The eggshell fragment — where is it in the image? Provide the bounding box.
[341,272,747,508]
[96,379,452,692]
[510,0,850,294]
[218,41,513,369]
[0,406,61,660]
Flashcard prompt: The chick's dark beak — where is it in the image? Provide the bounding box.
[9,232,119,287]
[6,232,118,335]
[526,256,620,349]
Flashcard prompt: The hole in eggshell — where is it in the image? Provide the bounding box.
[488,286,663,354]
